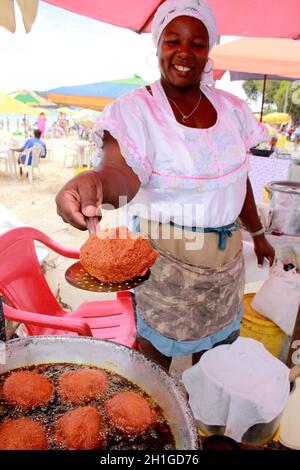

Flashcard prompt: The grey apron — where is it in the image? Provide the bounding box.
[135,220,245,342]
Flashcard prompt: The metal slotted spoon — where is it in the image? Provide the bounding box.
[65,262,150,293]
[65,216,151,292]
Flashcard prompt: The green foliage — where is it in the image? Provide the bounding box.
[242,79,300,123]
[274,81,300,123]
[242,81,259,101]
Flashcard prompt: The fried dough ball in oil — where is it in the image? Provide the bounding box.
[3,371,53,410]
[105,391,156,435]
[0,417,48,450]
[57,368,107,403]
[55,406,103,450]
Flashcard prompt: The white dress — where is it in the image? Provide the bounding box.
[93,80,268,228]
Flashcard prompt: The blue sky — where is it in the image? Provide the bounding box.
[0,2,246,101]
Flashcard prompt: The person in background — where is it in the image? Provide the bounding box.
[13,128,47,170]
[269,134,278,152]
[294,123,300,151]
[287,126,294,141]
[279,124,286,134]
[37,112,47,138]
[55,0,275,370]
[26,121,33,135]
[51,121,58,138]
[60,118,67,136]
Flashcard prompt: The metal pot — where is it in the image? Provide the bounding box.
[197,415,281,446]
[267,181,300,236]
[196,367,300,446]
[0,336,199,450]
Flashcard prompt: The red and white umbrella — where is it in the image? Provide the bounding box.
[211,37,300,120]
[42,0,300,38]
[3,1,299,39]
[211,38,300,79]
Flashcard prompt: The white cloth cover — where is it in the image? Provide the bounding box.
[251,262,300,336]
[182,337,290,442]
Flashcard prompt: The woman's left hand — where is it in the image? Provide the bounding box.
[253,235,275,266]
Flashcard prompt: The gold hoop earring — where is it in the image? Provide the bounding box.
[203,58,213,74]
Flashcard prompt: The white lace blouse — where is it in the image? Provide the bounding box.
[93,81,268,227]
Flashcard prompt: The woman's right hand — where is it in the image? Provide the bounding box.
[55,170,103,230]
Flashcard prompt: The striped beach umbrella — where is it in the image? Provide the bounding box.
[45,75,148,111]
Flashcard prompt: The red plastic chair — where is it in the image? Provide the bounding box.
[0,227,136,347]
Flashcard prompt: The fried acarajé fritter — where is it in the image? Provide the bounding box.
[55,406,103,450]
[0,417,48,450]
[3,371,53,410]
[80,227,159,283]
[57,368,107,403]
[105,391,156,435]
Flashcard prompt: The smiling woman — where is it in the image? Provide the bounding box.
[157,16,215,127]
[55,0,275,370]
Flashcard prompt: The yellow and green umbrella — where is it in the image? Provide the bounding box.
[9,90,40,105]
[0,92,40,115]
[9,90,56,107]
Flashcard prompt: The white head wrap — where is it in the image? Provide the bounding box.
[152,0,218,85]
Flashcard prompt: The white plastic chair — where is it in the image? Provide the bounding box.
[44,139,53,161]
[7,149,17,176]
[0,149,10,174]
[63,141,80,168]
[0,144,17,177]
[21,145,44,183]
[83,143,96,170]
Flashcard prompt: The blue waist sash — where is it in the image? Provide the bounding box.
[169,221,239,251]
[132,216,239,251]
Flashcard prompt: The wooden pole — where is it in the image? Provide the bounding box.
[283,81,290,114]
[260,75,267,123]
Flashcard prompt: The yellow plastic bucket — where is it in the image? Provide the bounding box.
[74,167,87,176]
[241,293,286,358]
[263,187,269,203]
